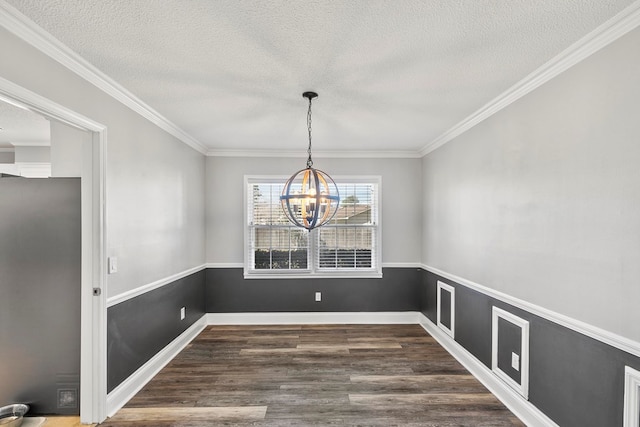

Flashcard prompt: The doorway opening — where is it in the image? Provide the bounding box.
[0,76,107,424]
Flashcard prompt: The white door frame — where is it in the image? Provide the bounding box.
[0,76,108,424]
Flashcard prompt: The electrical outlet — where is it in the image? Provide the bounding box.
[511,352,520,371]
[315,292,322,302]
[108,257,118,274]
[180,307,186,320]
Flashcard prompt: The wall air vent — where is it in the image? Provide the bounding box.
[57,388,78,409]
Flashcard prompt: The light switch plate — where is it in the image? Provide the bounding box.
[108,257,118,274]
[511,352,520,371]
[315,292,321,302]
[180,307,186,320]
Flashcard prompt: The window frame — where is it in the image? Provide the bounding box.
[244,175,382,279]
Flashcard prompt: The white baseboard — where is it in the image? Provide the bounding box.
[207,311,423,325]
[105,315,207,417]
[418,313,557,427]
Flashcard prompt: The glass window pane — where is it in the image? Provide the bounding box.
[318,227,337,268]
[249,179,377,273]
[356,228,373,268]
[251,224,309,270]
[332,183,374,225]
[251,183,289,225]
[317,226,374,270]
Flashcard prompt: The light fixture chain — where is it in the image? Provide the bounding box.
[280,91,339,231]
[306,96,313,168]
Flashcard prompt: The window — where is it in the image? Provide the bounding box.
[245,176,381,278]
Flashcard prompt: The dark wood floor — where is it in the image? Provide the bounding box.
[100,324,524,426]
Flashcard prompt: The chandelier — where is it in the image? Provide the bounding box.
[280,91,340,231]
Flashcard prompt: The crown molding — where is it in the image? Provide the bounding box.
[0,1,207,155]
[206,149,423,158]
[5,0,639,160]
[419,0,640,157]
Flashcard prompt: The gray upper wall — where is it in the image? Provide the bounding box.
[0,27,206,299]
[4,7,637,349]
[206,156,422,265]
[422,27,640,342]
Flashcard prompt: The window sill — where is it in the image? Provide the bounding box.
[243,271,383,280]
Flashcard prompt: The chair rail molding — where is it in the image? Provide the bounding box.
[420,264,640,359]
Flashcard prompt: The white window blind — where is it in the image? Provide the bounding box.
[248,181,309,271]
[316,183,378,270]
[245,176,381,278]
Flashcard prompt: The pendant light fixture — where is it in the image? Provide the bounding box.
[280,91,340,231]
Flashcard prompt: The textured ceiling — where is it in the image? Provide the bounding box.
[3,0,636,155]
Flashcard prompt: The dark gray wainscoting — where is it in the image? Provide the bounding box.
[107,270,206,392]
[419,269,640,427]
[496,317,523,385]
[205,268,421,312]
[0,178,81,415]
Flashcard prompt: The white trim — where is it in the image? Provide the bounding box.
[437,281,455,339]
[244,175,382,279]
[106,315,207,417]
[419,1,640,156]
[242,272,383,280]
[206,149,423,159]
[206,262,244,269]
[206,262,419,269]
[243,174,251,276]
[624,366,640,427]
[381,262,421,268]
[0,77,105,131]
[10,141,50,146]
[106,264,207,307]
[0,147,15,152]
[0,75,109,424]
[12,162,51,178]
[418,314,557,427]
[421,263,640,359]
[492,307,530,399]
[88,128,108,425]
[0,2,207,155]
[0,163,19,176]
[207,311,422,325]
